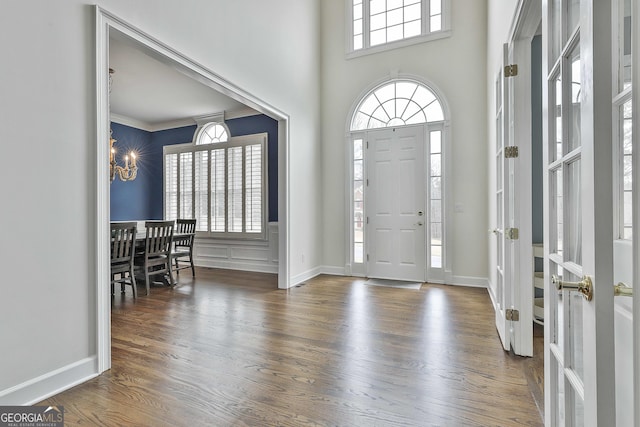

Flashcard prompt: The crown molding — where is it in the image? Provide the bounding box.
[111,106,261,133]
[225,106,261,120]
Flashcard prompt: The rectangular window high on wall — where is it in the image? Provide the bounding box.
[164,133,267,240]
[348,0,450,57]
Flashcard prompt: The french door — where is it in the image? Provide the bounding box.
[633,2,640,425]
[494,44,516,352]
[542,0,618,424]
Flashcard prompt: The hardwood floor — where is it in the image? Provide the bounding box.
[41,269,543,426]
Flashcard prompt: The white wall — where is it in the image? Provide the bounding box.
[486,0,520,296]
[320,0,489,284]
[0,0,321,403]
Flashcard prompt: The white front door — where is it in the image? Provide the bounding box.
[543,0,617,424]
[366,126,426,282]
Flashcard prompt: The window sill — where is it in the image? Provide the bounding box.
[346,30,452,60]
[194,223,278,246]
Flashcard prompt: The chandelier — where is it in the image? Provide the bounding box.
[109,68,138,183]
[110,131,137,182]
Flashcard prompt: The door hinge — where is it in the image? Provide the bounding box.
[504,64,518,77]
[366,178,369,186]
[506,308,520,321]
[504,146,519,158]
[366,141,369,149]
[366,216,369,224]
[505,227,519,240]
[366,254,369,261]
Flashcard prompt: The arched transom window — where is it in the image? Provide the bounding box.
[196,122,229,144]
[351,80,444,130]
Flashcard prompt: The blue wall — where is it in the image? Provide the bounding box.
[110,123,155,220]
[226,114,278,222]
[149,125,198,219]
[110,114,278,222]
[531,35,543,245]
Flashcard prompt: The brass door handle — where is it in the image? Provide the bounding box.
[614,282,633,297]
[551,275,593,301]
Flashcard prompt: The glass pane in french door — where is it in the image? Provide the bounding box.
[567,0,580,37]
[568,49,581,153]
[567,270,584,380]
[551,0,562,61]
[552,168,564,255]
[554,76,564,162]
[571,385,585,425]
[556,360,566,425]
[566,159,582,264]
[551,261,565,350]
[619,0,632,91]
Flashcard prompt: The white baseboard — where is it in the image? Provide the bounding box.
[446,275,489,288]
[319,265,346,276]
[0,357,98,406]
[288,267,487,289]
[196,259,278,274]
[290,266,323,287]
[289,265,347,287]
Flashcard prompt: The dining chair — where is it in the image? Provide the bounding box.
[110,222,138,298]
[172,219,197,277]
[134,220,174,295]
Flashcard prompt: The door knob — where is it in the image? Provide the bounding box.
[417,222,423,226]
[418,211,424,216]
[613,282,633,297]
[551,274,593,301]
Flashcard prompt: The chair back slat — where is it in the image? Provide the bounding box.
[144,221,174,258]
[175,219,197,247]
[176,219,197,234]
[111,222,137,264]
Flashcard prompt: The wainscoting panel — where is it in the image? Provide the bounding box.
[194,223,278,274]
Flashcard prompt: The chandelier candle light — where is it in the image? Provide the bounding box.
[109,68,138,183]
[110,132,138,182]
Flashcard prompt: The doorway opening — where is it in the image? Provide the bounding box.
[96,6,290,375]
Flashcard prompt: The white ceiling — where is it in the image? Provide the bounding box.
[109,34,253,131]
